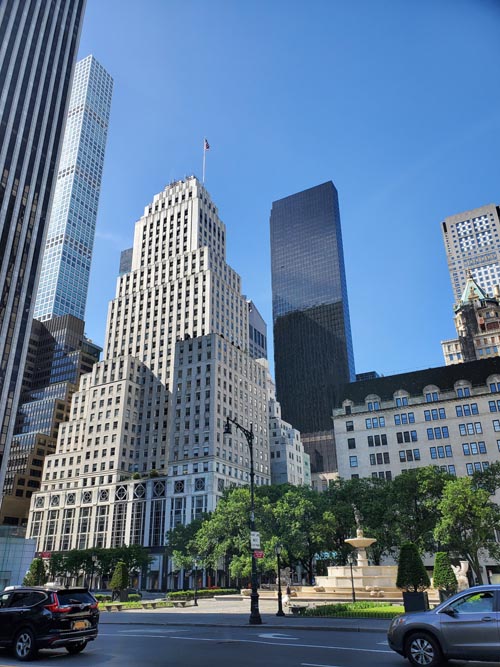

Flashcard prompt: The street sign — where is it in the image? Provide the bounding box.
[253,550,264,559]
[250,531,261,549]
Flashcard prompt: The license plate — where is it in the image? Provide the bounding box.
[72,620,90,630]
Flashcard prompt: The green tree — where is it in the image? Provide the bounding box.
[273,486,336,583]
[434,476,500,583]
[110,561,129,597]
[389,467,452,553]
[23,557,47,586]
[396,543,430,592]
[432,552,457,595]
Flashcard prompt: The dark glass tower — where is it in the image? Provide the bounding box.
[270,182,355,434]
[0,0,86,490]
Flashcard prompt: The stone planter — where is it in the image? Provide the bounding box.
[402,591,429,612]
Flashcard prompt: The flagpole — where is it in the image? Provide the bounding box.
[202,139,206,184]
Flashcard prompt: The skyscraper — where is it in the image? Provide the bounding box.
[0,0,86,492]
[441,204,500,303]
[34,55,113,322]
[270,182,355,435]
[27,177,270,590]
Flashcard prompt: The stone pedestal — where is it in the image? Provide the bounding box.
[316,564,398,591]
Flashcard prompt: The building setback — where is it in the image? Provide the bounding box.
[34,55,113,322]
[270,182,355,435]
[441,204,500,304]
[27,177,271,589]
[0,0,86,494]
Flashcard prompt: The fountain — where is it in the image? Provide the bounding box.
[315,507,398,594]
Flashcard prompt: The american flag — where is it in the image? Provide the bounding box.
[204,139,210,150]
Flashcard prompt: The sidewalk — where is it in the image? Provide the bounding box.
[99,597,391,633]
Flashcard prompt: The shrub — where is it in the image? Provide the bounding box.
[110,561,129,592]
[128,594,141,602]
[396,543,430,592]
[167,588,238,600]
[432,552,457,594]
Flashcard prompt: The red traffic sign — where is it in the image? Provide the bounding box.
[253,550,265,559]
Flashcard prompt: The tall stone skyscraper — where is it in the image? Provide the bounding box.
[270,182,355,436]
[27,177,270,590]
[34,55,113,322]
[441,204,500,303]
[0,0,86,492]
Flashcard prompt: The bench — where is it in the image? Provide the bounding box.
[289,605,308,616]
[171,600,194,608]
[104,603,123,611]
[140,601,158,609]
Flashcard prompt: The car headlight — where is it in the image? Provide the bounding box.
[390,616,407,628]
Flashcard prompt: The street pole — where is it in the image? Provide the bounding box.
[348,553,356,603]
[224,417,262,625]
[275,544,285,617]
[193,558,198,606]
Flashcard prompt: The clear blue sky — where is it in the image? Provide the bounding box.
[78,0,500,377]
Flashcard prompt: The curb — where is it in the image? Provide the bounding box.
[99,618,389,634]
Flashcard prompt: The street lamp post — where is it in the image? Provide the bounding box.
[347,552,356,603]
[275,543,285,617]
[193,558,199,607]
[89,553,98,591]
[224,416,262,625]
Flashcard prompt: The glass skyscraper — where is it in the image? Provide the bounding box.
[0,0,85,492]
[34,55,113,322]
[270,181,355,434]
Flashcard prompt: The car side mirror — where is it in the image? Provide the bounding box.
[441,607,457,617]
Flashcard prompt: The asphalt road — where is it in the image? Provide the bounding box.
[0,624,498,667]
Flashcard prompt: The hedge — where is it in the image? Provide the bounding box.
[167,588,239,600]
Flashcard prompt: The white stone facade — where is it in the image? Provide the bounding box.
[27,177,270,586]
[334,363,500,482]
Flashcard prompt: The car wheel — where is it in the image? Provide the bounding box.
[12,628,38,661]
[405,632,444,667]
[66,641,87,655]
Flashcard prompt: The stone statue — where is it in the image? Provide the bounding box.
[353,505,364,538]
[451,560,469,591]
[275,566,290,586]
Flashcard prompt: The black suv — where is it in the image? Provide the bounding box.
[0,586,99,661]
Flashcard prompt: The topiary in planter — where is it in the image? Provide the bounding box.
[396,543,430,592]
[432,552,457,600]
[397,543,430,612]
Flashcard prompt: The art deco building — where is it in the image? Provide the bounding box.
[27,177,270,589]
[34,55,113,322]
[441,204,500,303]
[441,273,500,366]
[0,0,86,495]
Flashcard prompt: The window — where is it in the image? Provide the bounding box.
[459,423,482,435]
[456,387,471,398]
[425,391,439,402]
[488,400,500,412]
[395,396,409,407]
[493,420,500,432]
[394,412,415,425]
[346,421,354,432]
[397,430,417,444]
[349,456,358,468]
[367,401,380,411]
[490,382,500,393]
[347,438,356,450]
[427,427,449,440]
